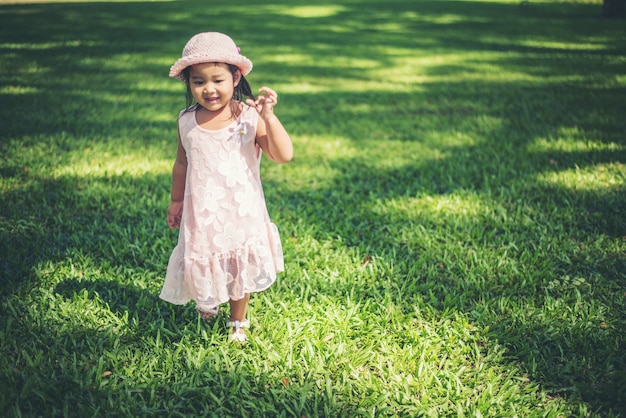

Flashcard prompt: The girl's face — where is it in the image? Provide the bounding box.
[188,62,240,113]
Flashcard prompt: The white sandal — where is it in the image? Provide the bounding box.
[227,319,250,342]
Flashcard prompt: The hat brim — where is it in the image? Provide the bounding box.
[169,53,253,81]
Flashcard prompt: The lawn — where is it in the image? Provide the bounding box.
[0,0,625,416]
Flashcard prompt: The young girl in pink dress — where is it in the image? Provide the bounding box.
[160,32,293,342]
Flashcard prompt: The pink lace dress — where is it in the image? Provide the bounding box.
[160,105,284,312]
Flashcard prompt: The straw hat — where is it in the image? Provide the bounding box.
[169,32,253,81]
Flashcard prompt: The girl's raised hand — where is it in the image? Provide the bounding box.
[246,87,279,121]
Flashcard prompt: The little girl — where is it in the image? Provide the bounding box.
[160,32,293,342]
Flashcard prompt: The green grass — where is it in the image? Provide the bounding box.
[1,0,625,416]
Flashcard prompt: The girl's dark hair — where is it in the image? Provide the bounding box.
[181,64,255,119]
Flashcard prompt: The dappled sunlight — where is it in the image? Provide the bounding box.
[376,193,490,220]
[263,135,356,189]
[420,13,474,25]
[274,5,347,18]
[260,52,380,70]
[271,80,329,94]
[254,37,578,90]
[143,81,186,92]
[529,133,624,153]
[405,9,490,24]
[537,163,625,192]
[7,62,49,75]
[102,54,146,71]
[256,52,326,67]
[520,39,610,52]
[0,85,38,94]
[366,52,544,85]
[0,0,174,3]
[277,77,414,93]
[0,40,98,50]
[54,152,172,178]
[291,135,360,161]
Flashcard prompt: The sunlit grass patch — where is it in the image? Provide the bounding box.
[530,130,625,153]
[520,39,611,51]
[529,134,625,191]
[0,40,98,50]
[284,134,360,162]
[275,5,347,18]
[380,193,491,220]
[0,85,38,94]
[54,152,172,178]
[538,163,625,191]
[0,0,175,3]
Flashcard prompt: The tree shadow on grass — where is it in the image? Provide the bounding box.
[266,75,625,411]
[0,171,173,297]
[266,119,625,413]
[263,23,626,409]
[266,161,625,414]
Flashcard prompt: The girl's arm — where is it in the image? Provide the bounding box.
[247,87,293,164]
[167,133,187,229]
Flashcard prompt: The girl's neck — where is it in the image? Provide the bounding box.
[195,100,241,130]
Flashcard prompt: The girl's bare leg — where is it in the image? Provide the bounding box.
[229,293,250,321]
